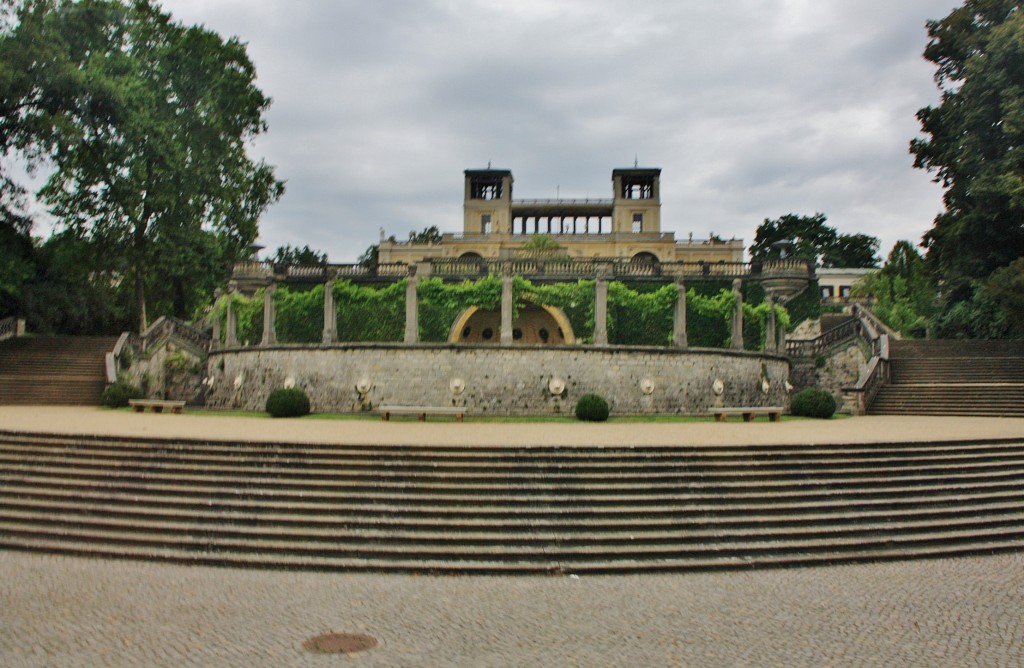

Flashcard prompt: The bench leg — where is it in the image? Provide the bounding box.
[742,412,754,422]
[133,405,144,413]
[769,412,781,422]
[418,413,426,422]
[715,413,727,423]
[456,413,464,423]
[153,406,164,414]
[382,412,390,421]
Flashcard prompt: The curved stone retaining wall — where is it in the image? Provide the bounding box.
[205,345,791,416]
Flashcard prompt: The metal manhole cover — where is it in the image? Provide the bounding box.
[303,632,379,654]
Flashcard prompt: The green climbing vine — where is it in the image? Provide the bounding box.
[210,274,799,350]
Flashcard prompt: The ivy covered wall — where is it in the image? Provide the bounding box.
[213,276,819,350]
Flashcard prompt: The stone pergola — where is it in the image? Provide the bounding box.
[220,258,812,353]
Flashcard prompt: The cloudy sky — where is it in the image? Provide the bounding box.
[155,0,953,263]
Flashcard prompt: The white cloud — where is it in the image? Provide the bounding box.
[151,0,946,262]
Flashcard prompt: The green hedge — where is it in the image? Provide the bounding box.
[211,276,796,350]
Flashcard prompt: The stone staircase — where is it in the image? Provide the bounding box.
[870,340,1024,417]
[1,431,1024,574]
[0,336,118,405]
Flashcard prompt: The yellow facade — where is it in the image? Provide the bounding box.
[377,168,744,264]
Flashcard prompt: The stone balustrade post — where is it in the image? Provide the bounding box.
[673,278,688,349]
[405,274,419,344]
[765,297,777,352]
[730,278,744,350]
[261,281,277,346]
[210,288,222,351]
[593,265,610,346]
[225,281,239,348]
[322,279,335,345]
[500,271,514,345]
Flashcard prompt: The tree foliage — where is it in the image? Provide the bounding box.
[853,241,938,337]
[1,0,283,333]
[748,213,879,268]
[911,1,1024,318]
[272,244,327,267]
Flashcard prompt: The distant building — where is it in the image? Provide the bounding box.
[816,268,876,303]
[377,167,744,264]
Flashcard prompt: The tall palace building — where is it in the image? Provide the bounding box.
[376,167,744,264]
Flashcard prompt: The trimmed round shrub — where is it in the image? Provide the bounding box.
[575,393,610,422]
[790,388,836,419]
[101,382,143,408]
[265,387,311,418]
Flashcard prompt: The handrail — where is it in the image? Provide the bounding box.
[841,305,894,414]
[232,258,815,283]
[785,317,862,358]
[0,317,24,342]
[140,316,211,356]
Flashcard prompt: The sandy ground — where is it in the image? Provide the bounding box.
[1,406,1022,447]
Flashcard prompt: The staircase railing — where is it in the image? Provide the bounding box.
[107,317,211,384]
[842,305,893,415]
[0,317,25,343]
[785,317,861,358]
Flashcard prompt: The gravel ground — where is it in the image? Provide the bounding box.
[1,550,1023,667]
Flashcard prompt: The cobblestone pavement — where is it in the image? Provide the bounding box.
[1,551,1022,667]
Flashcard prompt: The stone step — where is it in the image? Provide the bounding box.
[2,431,1021,461]
[4,493,1024,532]
[2,520,1023,570]
[5,470,1023,508]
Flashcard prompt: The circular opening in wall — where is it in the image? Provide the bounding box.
[303,633,378,655]
[513,328,523,340]
[482,328,493,340]
[462,325,472,339]
[539,328,550,343]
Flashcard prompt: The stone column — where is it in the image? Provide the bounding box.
[261,281,277,346]
[405,275,419,344]
[673,279,688,349]
[500,271,514,345]
[730,278,744,350]
[322,279,335,345]
[593,266,609,345]
[210,289,222,351]
[764,297,777,352]
[225,281,239,348]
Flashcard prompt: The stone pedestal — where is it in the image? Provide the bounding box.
[322,280,335,345]
[225,282,239,348]
[500,272,513,345]
[594,269,609,346]
[405,276,419,344]
[673,279,688,349]
[730,278,744,350]
[261,282,277,346]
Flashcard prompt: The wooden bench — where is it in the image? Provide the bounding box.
[129,399,186,414]
[710,407,785,423]
[379,405,467,423]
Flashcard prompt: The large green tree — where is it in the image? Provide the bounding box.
[910,1,1024,303]
[748,213,880,268]
[0,0,284,332]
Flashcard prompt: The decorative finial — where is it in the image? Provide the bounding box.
[487,160,492,169]
[634,155,639,168]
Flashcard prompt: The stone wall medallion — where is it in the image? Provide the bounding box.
[640,378,655,395]
[355,378,372,394]
[712,378,725,396]
[761,378,771,394]
[284,376,296,389]
[548,377,566,396]
[233,373,244,390]
[450,377,465,395]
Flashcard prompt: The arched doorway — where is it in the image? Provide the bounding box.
[449,303,575,345]
[631,251,659,263]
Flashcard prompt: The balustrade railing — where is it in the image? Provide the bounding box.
[232,258,812,283]
[0,316,23,342]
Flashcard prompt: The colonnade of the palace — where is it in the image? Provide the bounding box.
[215,275,787,353]
[512,215,611,236]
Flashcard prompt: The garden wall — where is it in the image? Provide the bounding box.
[205,344,791,416]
